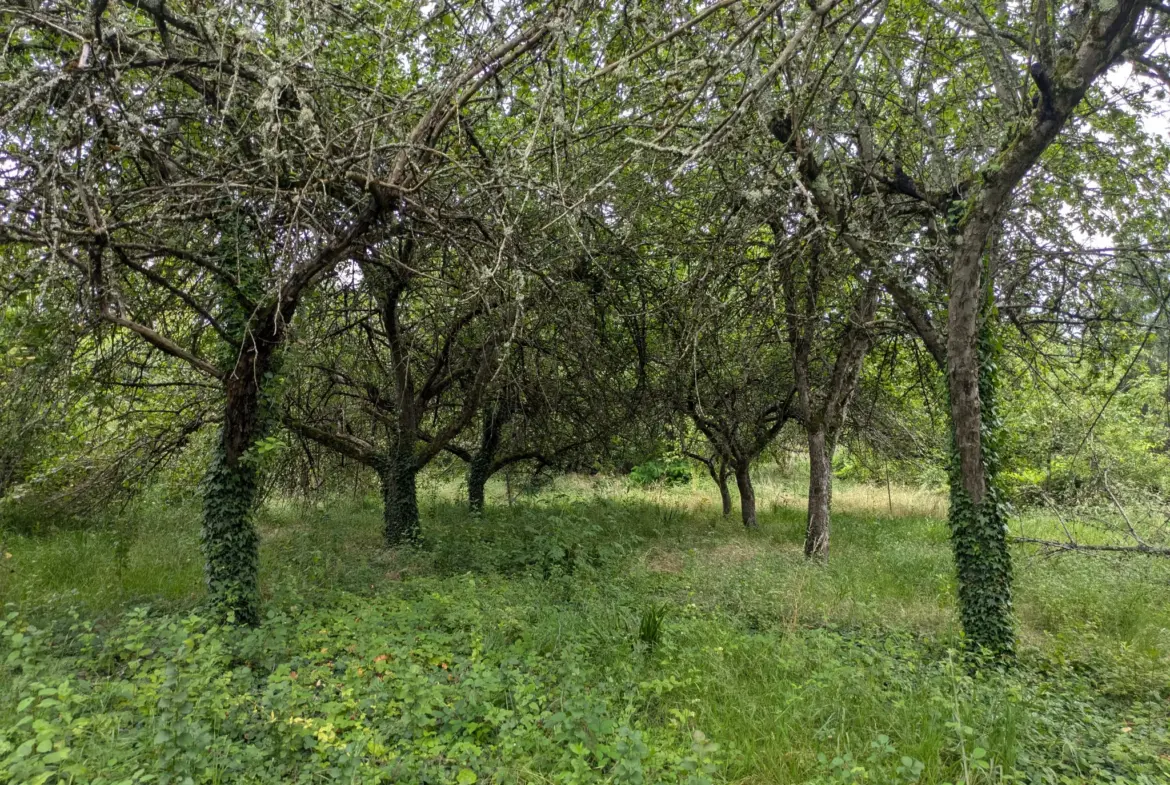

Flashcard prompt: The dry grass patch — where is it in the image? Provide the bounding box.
[644,548,686,574]
[831,482,947,519]
[702,540,768,567]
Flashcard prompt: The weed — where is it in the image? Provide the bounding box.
[1,472,1168,783]
[638,603,671,650]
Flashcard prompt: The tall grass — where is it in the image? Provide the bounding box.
[2,467,1169,782]
[4,467,1169,651]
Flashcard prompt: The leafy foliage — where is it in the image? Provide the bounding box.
[0,581,717,784]
[629,460,693,488]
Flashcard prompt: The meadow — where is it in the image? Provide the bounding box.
[2,469,1168,784]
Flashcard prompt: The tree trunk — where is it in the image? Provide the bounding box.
[381,453,420,546]
[468,404,503,513]
[468,457,490,514]
[804,426,832,559]
[718,467,732,517]
[947,322,1014,657]
[701,455,733,516]
[735,460,757,529]
[201,373,264,626]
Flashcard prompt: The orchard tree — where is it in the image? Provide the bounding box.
[0,0,572,621]
[770,0,1167,654]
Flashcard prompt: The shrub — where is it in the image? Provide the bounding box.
[629,460,692,488]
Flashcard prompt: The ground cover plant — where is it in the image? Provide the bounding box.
[3,473,1168,784]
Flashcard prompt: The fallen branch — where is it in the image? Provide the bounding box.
[1010,537,1170,557]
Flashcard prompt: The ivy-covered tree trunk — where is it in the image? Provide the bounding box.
[804,426,832,559]
[948,322,1014,657]
[468,405,503,513]
[201,369,265,626]
[381,453,421,546]
[735,460,757,529]
[201,445,261,625]
[468,456,491,514]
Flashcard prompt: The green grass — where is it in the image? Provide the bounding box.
[2,470,1169,783]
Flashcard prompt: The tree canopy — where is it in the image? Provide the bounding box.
[3,0,1170,656]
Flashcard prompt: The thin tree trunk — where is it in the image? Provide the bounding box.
[718,463,733,517]
[0,461,11,501]
[381,453,420,546]
[468,404,503,513]
[804,426,832,559]
[700,454,733,516]
[735,460,757,529]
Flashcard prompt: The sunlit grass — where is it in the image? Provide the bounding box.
[4,466,1170,654]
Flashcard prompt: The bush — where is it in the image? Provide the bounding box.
[629,460,692,488]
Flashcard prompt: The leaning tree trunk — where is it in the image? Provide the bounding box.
[380,452,421,546]
[947,320,1013,657]
[717,462,733,517]
[201,365,266,626]
[804,426,832,559]
[735,460,757,529]
[701,456,733,516]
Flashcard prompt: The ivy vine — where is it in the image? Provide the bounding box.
[948,312,1015,659]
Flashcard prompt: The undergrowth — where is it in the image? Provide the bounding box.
[2,473,1169,783]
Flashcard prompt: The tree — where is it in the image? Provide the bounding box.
[1,0,566,621]
[283,230,522,544]
[780,236,880,559]
[662,206,799,530]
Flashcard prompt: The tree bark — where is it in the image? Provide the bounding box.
[468,404,504,513]
[201,362,267,626]
[695,452,733,516]
[804,426,832,559]
[947,321,1015,656]
[468,457,490,514]
[380,453,420,546]
[717,461,733,517]
[735,460,757,529]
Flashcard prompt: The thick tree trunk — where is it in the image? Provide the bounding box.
[201,371,264,626]
[468,457,490,514]
[381,453,420,546]
[804,427,832,559]
[735,461,757,529]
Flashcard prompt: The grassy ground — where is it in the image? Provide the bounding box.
[2,469,1169,783]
